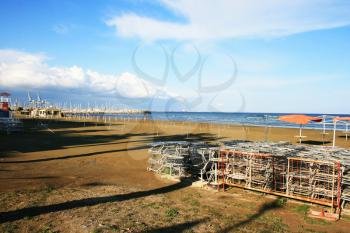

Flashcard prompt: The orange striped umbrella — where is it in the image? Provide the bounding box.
[332,117,350,147]
[278,114,322,125]
[278,115,322,143]
[333,117,350,122]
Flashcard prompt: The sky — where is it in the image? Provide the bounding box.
[0,0,349,114]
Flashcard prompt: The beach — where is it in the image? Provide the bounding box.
[1,117,349,190]
[1,118,350,232]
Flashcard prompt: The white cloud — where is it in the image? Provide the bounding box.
[0,50,85,89]
[0,49,173,99]
[106,0,350,40]
[115,72,157,98]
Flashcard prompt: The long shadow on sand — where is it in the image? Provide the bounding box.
[25,119,109,129]
[302,140,331,146]
[0,176,60,180]
[52,129,112,134]
[0,180,192,223]
[0,118,156,154]
[39,133,223,151]
[153,133,225,142]
[0,119,223,155]
[0,132,154,154]
[60,139,151,149]
[0,144,150,163]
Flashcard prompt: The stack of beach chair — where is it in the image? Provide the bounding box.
[148,141,217,178]
[147,139,350,212]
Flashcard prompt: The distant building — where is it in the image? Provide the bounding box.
[30,108,63,118]
[0,92,11,118]
[0,92,24,133]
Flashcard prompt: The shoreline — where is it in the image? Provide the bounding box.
[14,110,350,131]
[16,116,350,148]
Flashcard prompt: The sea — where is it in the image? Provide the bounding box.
[102,112,350,131]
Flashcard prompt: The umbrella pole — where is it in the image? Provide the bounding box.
[299,125,302,144]
[333,121,337,148]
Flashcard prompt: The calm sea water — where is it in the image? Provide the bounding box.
[102,112,350,131]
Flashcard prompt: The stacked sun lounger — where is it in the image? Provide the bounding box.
[148,140,350,211]
[147,141,213,178]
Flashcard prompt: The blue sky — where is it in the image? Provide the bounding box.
[0,0,349,113]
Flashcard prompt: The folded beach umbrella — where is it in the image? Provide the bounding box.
[332,117,350,147]
[278,114,322,143]
[334,117,350,122]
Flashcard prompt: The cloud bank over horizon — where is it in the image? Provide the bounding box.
[0,49,175,101]
[106,0,350,41]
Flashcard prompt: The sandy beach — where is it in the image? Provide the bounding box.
[1,118,350,232]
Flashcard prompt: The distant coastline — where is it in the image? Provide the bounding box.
[93,111,350,131]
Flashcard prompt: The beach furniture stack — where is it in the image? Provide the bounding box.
[147,141,215,178]
[201,141,350,213]
[148,140,350,213]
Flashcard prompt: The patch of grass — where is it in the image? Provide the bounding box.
[92,228,103,233]
[2,223,17,233]
[166,208,179,218]
[293,204,310,215]
[210,208,224,218]
[242,201,259,210]
[43,185,55,194]
[270,217,288,232]
[202,204,210,209]
[40,224,59,233]
[259,230,273,233]
[183,230,195,233]
[146,202,161,209]
[276,198,288,207]
[108,225,119,231]
[123,221,139,230]
[137,222,148,231]
[303,217,329,226]
[231,202,244,208]
[305,229,326,233]
[193,192,202,198]
[190,199,200,207]
[258,216,288,233]
[182,194,201,211]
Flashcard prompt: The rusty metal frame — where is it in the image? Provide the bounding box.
[217,148,342,208]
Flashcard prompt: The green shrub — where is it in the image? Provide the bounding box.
[276,198,287,207]
[166,208,179,218]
